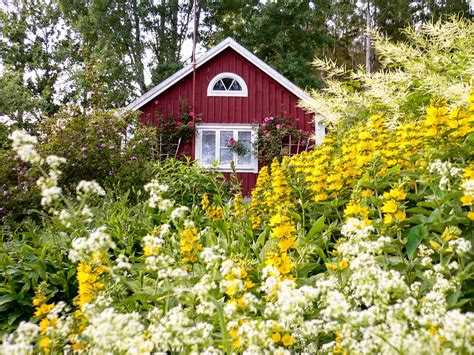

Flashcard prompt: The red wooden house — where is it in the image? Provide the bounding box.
[125,38,325,195]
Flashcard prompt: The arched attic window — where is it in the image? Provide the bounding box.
[207,72,248,97]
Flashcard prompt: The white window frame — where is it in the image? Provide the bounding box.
[207,72,248,97]
[195,124,258,173]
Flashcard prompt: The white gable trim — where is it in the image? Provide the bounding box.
[125,37,312,111]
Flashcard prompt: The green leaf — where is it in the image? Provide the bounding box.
[307,216,325,240]
[406,225,428,259]
[214,219,228,238]
[0,294,15,306]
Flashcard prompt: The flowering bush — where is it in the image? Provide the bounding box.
[40,107,156,192]
[153,99,202,158]
[254,113,311,165]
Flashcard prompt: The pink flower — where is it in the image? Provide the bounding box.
[189,112,194,117]
[284,111,288,115]
[266,132,271,138]
[177,121,182,127]
[301,140,306,145]
[154,100,159,105]
[228,137,234,145]
[100,143,107,148]
[276,124,282,129]
[130,156,138,161]
[264,116,274,123]
[188,121,194,126]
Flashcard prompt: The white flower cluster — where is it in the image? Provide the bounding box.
[76,180,106,200]
[428,159,463,190]
[171,206,189,220]
[144,180,173,210]
[81,307,154,354]
[69,226,116,262]
[0,321,39,355]
[147,306,214,352]
[340,217,374,239]
[9,129,42,164]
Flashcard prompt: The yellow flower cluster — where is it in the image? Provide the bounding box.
[249,160,293,229]
[233,193,244,219]
[271,323,295,347]
[266,252,294,277]
[269,213,297,252]
[430,226,462,253]
[280,97,473,208]
[180,227,202,263]
[223,265,254,300]
[381,186,407,224]
[32,295,56,354]
[74,262,106,309]
[249,166,271,228]
[201,193,224,220]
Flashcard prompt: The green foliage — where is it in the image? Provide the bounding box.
[302,17,474,127]
[202,0,331,89]
[40,108,156,193]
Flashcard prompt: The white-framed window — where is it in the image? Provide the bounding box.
[207,72,248,97]
[195,124,257,172]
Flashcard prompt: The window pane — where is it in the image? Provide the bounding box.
[221,78,234,90]
[220,131,233,164]
[237,131,252,165]
[229,80,242,91]
[201,131,216,165]
[213,80,226,91]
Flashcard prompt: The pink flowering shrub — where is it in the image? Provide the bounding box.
[254,113,311,165]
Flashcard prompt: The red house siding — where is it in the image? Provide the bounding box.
[138,48,314,195]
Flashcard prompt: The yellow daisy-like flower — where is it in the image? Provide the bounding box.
[460,195,472,206]
[381,200,398,214]
[32,295,46,306]
[34,303,55,317]
[281,333,295,346]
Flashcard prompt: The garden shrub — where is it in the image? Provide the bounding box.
[40,107,157,194]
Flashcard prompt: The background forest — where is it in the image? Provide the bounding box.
[0,0,470,126]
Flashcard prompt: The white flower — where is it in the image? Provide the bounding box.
[69,226,116,262]
[45,155,67,169]
[171,206,189,220]
[9,130,42,164]
[76,180,106,199]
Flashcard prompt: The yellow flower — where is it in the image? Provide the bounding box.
[384,213,394,224]
[430,240,440,251]
[383,187,407,201]
[468,211,474,221]
[272,332,281,343]
[361,189,373,198]
[271,223,296,239]
[325,263,338,271]
[313,193,329,201]
[394,209,406,222]
[278,237,297,252]
[39,336,51,353]
[460,195,472,206]
[32,295,46,306]
[244,280,255,289]
[39,317,58,334]
[34,303,55,317]
[381,200,398,213]
[281,333,295,346]
[339,260,349,270]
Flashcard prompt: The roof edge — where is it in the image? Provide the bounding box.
[125,37,312,111]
